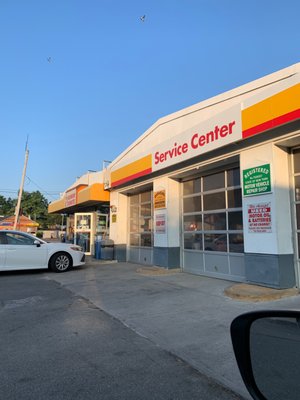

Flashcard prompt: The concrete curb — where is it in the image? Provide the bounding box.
[136,266,181,276]
[224,283,299,302]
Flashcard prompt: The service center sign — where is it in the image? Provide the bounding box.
[243,164,271,196]
[152,105,242,172]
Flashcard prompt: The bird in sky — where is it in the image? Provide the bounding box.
[140,15,146,22]
[47,57,52,63]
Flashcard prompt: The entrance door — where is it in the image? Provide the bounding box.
[74,213,95,255]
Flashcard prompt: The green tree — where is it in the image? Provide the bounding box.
[0,191,63,229]
[0,195,15,216]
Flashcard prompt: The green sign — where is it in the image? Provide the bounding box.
[243,164,271,196]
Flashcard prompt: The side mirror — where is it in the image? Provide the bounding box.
[34,239,41,247]
[231,310,300,400]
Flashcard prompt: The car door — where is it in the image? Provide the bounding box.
[0,232,6,270]
[4,232,48,270]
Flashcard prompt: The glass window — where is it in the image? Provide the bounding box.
[0,233,6,244]
[130,194,139,205]
[228,189,242,208]
[183,178,201,195]
[229,234,244,253]
[296,204,300,229]
[203,213,226,230]
[130,219,139,232]
[184,233,202,250]
[183,215,202,231]
[141,191,151,202]
[295,176,300,201]
[141,203,151,217]
[130,205,139,218]
[203,192,225,211]
[294,149,300,173]
[227,168,240,187]
[204,234,227,252]
[203,172,225,191]
[141,233,152,247]
[6,233,34,245]
[228,211,243,230]
[183,196,201,213]
[76,214,91,230]
[130,233,139,246]
[140,218,152,232]
[183,166,243,254]
[129,190,153,247]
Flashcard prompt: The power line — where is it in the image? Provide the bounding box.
[25,176,62,200]
[0,177,63,199]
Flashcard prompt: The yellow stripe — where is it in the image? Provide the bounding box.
[48,198,66,213]
[77,183,110,203]
[242,83,300,131]
[111,155,152,184]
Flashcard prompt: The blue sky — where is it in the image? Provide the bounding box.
[1,0,300,202]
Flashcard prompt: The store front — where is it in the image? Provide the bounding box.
[106,63,300,288]
[48,171,110,255]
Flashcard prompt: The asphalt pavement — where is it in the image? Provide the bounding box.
[47,259,300,400]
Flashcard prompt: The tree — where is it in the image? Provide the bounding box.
[0,191,61,229]
[0,195,15,216]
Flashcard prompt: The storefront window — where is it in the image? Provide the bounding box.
[183,196,201,213]
[183,215,202,231]
[227,168,240,187]
[203,192,226,211]
[129,190,153,247]
[203,171,224,191]
[183,167,243,253]
[203,213,226,230]
[183,178,201,195]
[228,188,242,208]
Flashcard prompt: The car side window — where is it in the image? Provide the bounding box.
[6,233,35,245]
[0,233,6,244]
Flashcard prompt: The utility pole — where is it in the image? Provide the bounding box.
[14,140,29,230]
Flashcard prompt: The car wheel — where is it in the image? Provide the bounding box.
[50,252,72,272]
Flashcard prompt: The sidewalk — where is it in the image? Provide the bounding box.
[49,260,300,399]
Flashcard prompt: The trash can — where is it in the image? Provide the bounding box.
[100,239,114,260]
[94,235,102,259]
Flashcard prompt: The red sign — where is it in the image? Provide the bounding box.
[248,202,272,233]
[65,188,77,208]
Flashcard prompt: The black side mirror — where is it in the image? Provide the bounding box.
[231,310,300,400]
[33,239,41,247]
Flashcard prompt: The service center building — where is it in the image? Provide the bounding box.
[106,63,300,289]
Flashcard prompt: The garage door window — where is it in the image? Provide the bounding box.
[129,190,153,247]
[182,167,244,253]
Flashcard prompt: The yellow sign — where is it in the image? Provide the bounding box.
[154,190,166,209]
[112,214,117,223]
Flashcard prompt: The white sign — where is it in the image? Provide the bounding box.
[152,105,242,172]
[248,202,272,233]
[155,213,166,234]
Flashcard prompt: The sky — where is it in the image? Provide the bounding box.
[1,0,300,202]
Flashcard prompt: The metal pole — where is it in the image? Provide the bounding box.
[14,146,29,230]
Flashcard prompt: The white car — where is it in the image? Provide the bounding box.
[0,230,85,272]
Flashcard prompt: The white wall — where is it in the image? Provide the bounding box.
[154,177,180,248]
[241,143,293,255]
[109,191,128,244]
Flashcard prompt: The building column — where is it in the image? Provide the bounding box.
[241,143,295,288]
[153,177,181,268]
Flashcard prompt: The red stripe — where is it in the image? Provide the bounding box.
[242,108,300,138]
[111,168,152,188]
